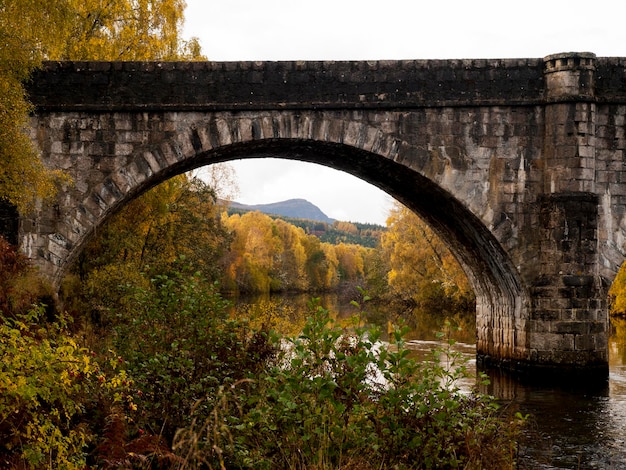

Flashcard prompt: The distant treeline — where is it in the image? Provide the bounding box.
[227,207,385,248]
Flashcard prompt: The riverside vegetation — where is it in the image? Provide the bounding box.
[0,235,525,468]
[0,174,526,468]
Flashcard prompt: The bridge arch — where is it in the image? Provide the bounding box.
[25,110,530,366]
[24,55,623,375]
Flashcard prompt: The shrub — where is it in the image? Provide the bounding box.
[0,306,136,469]
[174,300,524,469]
[0,236,55,318]
[109,267,277,443]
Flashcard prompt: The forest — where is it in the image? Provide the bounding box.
[6,0,621,468]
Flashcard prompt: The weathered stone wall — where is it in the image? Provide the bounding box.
[22,53,626,376]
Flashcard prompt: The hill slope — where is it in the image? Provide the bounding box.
[229,198,334,223]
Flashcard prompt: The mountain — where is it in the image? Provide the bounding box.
[228,198,335,223]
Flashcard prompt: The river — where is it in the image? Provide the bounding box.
[407,335,626,469]
[233,293,626,469]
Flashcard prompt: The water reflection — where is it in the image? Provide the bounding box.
[232,294,626,468]
[407,337,626,469]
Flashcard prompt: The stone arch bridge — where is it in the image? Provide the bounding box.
[18,52,626,377]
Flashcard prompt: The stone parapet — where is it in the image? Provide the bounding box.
[28,58,545,111]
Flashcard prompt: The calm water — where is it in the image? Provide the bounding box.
[486,320,626,470]
[235,294,626,469]
[408,317,626,469]
[406,337,626,469]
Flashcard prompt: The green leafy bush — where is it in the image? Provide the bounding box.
[174,300,523,469]
[109,266,277,443]
[0,306,135,469]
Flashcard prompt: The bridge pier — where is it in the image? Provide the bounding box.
[534,53,608,374]
[508,192,609,378]
[532,193,608,370]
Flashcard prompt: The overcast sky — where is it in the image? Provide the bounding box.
[182,0,626,225]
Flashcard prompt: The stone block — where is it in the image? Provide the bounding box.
[531,332,575,352]
[588,321,608,334]
[574,335,596,350]
[552,321,588,335]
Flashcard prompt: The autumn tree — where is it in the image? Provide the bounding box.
[380,203,474,323]
[0,1,212,465]
[335,242,366,282]
[0,1,70,210]
[271,217,309,291]
[192,162,240,203]
[69,175,230,325]
[57,0,202,61]
[219,211,368,294]
[333,221,359,235]
[221,212,279,292]
[79,175,226,277]
[0,0,202,211]
[221,211,311,293]
[610,264,626,315]
[300,235,340,291]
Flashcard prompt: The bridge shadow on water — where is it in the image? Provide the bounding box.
[480,362,625,469]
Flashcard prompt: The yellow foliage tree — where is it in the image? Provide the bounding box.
[380,203,474,320]
[609,264,626,315]
[334,242,366,281]
[71,174,229,322]
[334,221,359,235]
[271,218,309,290]
[321,243,340,289]
[0,0,202,211]
[220,211,358,294]
[222,212,279,292]
[2,1,205,466]
[0,1,72,210]
[57,0,202,61]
